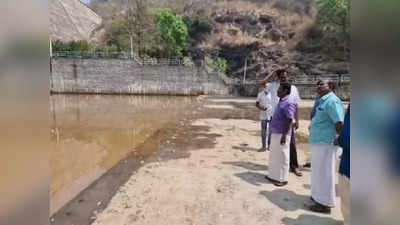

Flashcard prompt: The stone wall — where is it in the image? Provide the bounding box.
[50,58,230,95]
[50,58,350,99]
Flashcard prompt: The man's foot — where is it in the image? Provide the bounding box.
[258,147,267,152]
[309,203,331,214]
[274,181,288,187]
[291,168,303,177]
[266,146,270,151]
[303,162,311,168]
[265,176,288,186]
[265,175,274,182]
[265,176,278,183]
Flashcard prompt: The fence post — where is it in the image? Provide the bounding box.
[130,36,134,59]
[49,37,52,58]
[243,57,247,84]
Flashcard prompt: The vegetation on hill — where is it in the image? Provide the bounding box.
[155,8,188,57]
[52,40,93,52]
[60,0,350,77]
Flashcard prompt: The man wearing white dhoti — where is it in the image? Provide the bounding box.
[308,80,344,214]
[261,68,303,177]
[265,83,296,187]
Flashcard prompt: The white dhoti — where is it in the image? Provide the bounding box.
[310,143,339,207]
[268,133,291,182]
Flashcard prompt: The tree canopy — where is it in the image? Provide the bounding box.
[315,0,350,35]
[155,8,188,57]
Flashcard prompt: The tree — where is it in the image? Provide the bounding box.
[103,17,130,51]
[315,0,350,36]
[102,0,155,55]
[124,0,155,56]
[315,0,350,54]
[154,8,188,57]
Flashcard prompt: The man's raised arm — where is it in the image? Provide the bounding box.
[260,69,277,85]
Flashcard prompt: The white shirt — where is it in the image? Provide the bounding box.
[266,81,301,115]
[256,89,272,120]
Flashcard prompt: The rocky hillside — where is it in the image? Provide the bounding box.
[50,0,102,42]
[192,0,350,80]
[89,0,350,79]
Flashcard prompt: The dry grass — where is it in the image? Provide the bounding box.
[285,17,315,50]
[200,0,314,50]
[213,0,277,17]
[214,25,266,45]
[271,0,313,16]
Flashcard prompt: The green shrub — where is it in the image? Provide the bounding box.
[98,44,118,52]
[155,8,188,57]
[215,57,227,73]
[205,56,227,73]
[315,0,350,37]
[51,40,93,52]
[52,40,68,52]
[183,56,194,67]
[205,56,214,67]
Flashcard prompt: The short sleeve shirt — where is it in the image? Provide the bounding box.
[256,90,272,120]
[267,82,301,115]
[308,92,345,144]
[269,95,296,134]
[288,85,301,104]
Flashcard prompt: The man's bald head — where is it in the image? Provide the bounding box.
[317,80,336,96]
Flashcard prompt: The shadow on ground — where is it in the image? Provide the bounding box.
[282,214,342,225]
[260,189,311,211]
[223,161,268,171]
[232,145,260,152]
[234,171,272,186]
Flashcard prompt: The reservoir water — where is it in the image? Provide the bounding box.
[50,94,197,215]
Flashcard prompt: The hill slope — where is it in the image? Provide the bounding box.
[89,0,350,78]
[192,0,349,79]
[50,0,102,42]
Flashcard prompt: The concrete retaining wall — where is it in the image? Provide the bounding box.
[50,58,230,95]
[50,58,350,99]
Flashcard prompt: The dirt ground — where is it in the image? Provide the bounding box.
[86,97,344,225]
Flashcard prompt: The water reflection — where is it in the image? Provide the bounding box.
[50,94,196,215]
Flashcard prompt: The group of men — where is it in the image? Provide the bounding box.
[255,69,350,224]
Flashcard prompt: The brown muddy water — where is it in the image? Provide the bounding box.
[50,94,198,216]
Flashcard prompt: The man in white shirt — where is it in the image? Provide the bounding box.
[261,68,303,176]
[256,83,272,151]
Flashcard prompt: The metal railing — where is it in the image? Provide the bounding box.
[292,74,351,84]
[52,51,131,59]
[141,58,183,66]
[52,51,186,66]
[248,74,351,85]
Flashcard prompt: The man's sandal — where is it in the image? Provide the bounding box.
[309,203,331,214]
